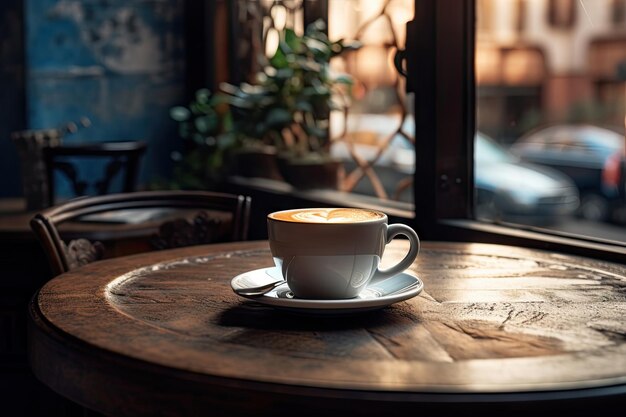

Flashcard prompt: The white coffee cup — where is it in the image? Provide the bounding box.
[267,208,420,299]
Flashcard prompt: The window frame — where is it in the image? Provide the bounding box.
[411,0,626,263]
[208,0,626,262]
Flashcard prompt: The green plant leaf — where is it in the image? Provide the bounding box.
[195,88,211,104]
[331,41,343,54]
[269,47,288,69]
[342,40,363,51]
[170,106,191,122]
[225,96,255,109]
[294,151,332,164]
[284,28,301,50]
[220,82,239,95]
[294,100,312,113]
[305,38,329,55]
[190,101,212,115]
[278,39,293,56]
[333,74,353,85]
[298,59,322,73]
[266,108,292,127]
[170,151,182,161]
[240,83,268,95]
[304,125,327,139]
[217,133,236,150]
[275,68,295,79]
[194,114,218,134]
[307,19,327,35]
[303,85,330,96]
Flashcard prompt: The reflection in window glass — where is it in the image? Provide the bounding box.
[475,0,626,242]
[329,0,415,204]
[232,0,415,206]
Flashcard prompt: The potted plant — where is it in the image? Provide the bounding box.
[168,89,237,189]
[221,19,360,189]
[170,88,284,185]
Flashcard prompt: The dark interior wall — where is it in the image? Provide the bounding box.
[0,0,25,197]
[0,0,189,198]
[26,0,187,190]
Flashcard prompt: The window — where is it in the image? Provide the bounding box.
[475,0,626,244]
[218,0,625,260]
[408,0,625,262]
[225,0,415,212]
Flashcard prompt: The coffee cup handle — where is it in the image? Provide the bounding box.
[374,224,420,280]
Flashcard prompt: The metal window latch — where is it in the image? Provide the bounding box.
[393,19,417,93]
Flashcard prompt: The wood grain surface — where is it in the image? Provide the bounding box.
[28,241,626,416]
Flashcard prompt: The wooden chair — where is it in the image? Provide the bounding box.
[30,191,252,277]
[43,141,147,206]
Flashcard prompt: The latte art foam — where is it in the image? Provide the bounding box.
[270,208,384,224]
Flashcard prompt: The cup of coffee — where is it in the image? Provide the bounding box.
[267,208,420,299]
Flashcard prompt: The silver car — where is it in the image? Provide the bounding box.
[475,133,579,224]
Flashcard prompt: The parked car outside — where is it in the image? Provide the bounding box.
[474,133,579,224]
[510,124,626,222]
[331,117,579,225]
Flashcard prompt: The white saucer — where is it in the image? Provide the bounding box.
[230,267,423,315]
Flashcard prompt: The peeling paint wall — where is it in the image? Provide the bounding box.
[26,0,186,192]
[0,0,25,197]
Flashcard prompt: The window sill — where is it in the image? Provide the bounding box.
[440,219,626,262]
[228,176,415,219]
[228,176,625,262]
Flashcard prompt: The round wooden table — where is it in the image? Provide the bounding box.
[28,241,626,416]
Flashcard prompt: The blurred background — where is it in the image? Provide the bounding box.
[475,0,626,241]
[1,0,625,241]
[2,2,625,414]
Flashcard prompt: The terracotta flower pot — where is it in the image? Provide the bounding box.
[276,156,342,189]
[233,145,283,181]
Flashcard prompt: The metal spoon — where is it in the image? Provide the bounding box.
[232,279,286,296]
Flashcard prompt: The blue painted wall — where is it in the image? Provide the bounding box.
[24,0,186,195]
[0,0,25,197]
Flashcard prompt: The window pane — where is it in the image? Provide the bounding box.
[475,0,626,243]
[329,0,415,205]
[231,0,415,209]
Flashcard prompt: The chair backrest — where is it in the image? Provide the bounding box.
[43,141,147,206]
[30,191,252,277]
